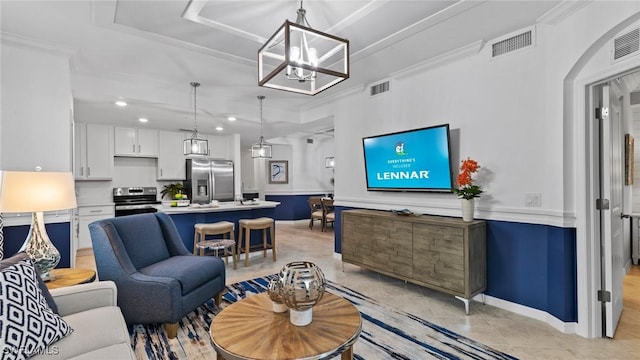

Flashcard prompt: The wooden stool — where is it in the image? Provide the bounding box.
[238,217,276,267]
[194,221,237,269]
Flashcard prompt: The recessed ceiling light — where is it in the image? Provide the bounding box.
[115,100,127,107]
[138,118,148,123]
[216,126,223,131]
[227,116,236,121]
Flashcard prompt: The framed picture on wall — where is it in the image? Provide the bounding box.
[269,160,289,184]
[625,134,634,185]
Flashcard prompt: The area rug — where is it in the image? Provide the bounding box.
[131,275,517,360]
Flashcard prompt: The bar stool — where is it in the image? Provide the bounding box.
[194,221,237,269]
[238,217,276,267]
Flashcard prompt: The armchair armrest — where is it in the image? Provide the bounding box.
[50,280,118,317]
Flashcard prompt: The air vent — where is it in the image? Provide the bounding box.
[370,81,390,96]
[613,28,640,60]
[492,30,532,57]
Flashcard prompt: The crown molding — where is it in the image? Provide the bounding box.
[0,31,76,57]
[537,0,591,25]
[92,0,255,67]
[351,0,485,62]
[390,40,485,79]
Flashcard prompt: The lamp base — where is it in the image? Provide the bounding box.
[19,212,61,281]
[40,271,56,282]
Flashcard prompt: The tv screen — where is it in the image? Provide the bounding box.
[362,124,454,192]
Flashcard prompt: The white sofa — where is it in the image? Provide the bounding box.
[32,281,136,360]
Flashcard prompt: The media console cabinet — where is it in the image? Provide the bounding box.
[341,209,486,314]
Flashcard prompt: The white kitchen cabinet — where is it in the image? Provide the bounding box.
[114,127,158,157]
[74,123,113,180]
[77,204,114,249]
[158,130,187,180]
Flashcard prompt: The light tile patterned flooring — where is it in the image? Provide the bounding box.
[77,220,640,359]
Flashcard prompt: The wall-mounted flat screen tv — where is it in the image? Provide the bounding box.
[362,124,454,192]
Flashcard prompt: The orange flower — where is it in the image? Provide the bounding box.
[457,172,471,187]
[460,158,479,173]
[453,157,483,199]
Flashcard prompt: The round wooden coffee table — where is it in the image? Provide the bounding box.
[210,292,362,360]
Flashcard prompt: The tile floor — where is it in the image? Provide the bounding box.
[77,220,640,359]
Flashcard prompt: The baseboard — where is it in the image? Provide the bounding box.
[475,294,577,334]
[335,253,577,334]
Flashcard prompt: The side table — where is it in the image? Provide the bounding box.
[45,268,97,290]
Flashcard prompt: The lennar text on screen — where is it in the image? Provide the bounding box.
[376,170,430,180]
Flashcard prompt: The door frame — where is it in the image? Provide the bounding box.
[574,64,640,338]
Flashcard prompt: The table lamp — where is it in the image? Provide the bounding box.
[0,171,77,281]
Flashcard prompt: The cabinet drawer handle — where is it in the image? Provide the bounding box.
[89,210,103,213]
[87,167,91,176]
[138,144,141,153]
[80,167,84,176]
[133,144,135,152]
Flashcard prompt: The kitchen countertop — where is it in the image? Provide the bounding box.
[157,200,280,214]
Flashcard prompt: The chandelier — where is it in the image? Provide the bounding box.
[258,1,349,96]
[183,82,209,156]
[251,95,272,158]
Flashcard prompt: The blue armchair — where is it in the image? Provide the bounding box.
[89,212,226,338]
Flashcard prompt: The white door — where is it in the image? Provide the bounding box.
[597,83,624,338]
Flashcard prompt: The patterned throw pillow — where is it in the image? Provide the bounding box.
[0,256,73,359]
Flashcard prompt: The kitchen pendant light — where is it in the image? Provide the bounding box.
[183,82,209,156]
[258,0,349,96]
[251,95,272,159]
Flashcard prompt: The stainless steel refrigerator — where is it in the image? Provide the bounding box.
[185,159,235,204]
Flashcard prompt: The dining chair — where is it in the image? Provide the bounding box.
[321,198,335,232]
[308,197,324,230]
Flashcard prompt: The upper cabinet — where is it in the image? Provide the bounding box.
[114,127,158,157]
[74,123,113,180]
[158,130,187,180]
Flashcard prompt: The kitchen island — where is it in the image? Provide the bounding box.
[158,201,280,254]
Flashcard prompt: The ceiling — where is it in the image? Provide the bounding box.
[0,0,566,146]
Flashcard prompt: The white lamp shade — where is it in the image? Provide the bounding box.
[0,171,77,213]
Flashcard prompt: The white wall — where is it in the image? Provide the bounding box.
[305,2,640,228]
[1,44,72,172]
[241,135,335,197]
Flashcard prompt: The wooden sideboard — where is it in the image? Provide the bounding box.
[341,209,486,313]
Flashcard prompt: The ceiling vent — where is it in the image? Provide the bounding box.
[370,81,390,96]
[492,30,533,57]
[613,28,640,61]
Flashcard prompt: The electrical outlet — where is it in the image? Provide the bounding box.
[525,193,542,207]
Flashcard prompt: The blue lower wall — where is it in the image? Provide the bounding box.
[334,205,577,322]
[266,194,326,220]
[2,222,72,268]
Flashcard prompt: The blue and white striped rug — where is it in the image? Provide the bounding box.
[131,275,517,360]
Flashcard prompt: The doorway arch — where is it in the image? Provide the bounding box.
[566,12,640,338]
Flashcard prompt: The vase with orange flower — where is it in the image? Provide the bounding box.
[453,158,483,221]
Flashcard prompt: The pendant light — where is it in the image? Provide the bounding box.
[183,82,209,156]
[251,95,272,159]
[258,0,349,96]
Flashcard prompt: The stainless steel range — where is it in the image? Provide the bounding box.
[113,187,160,217]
